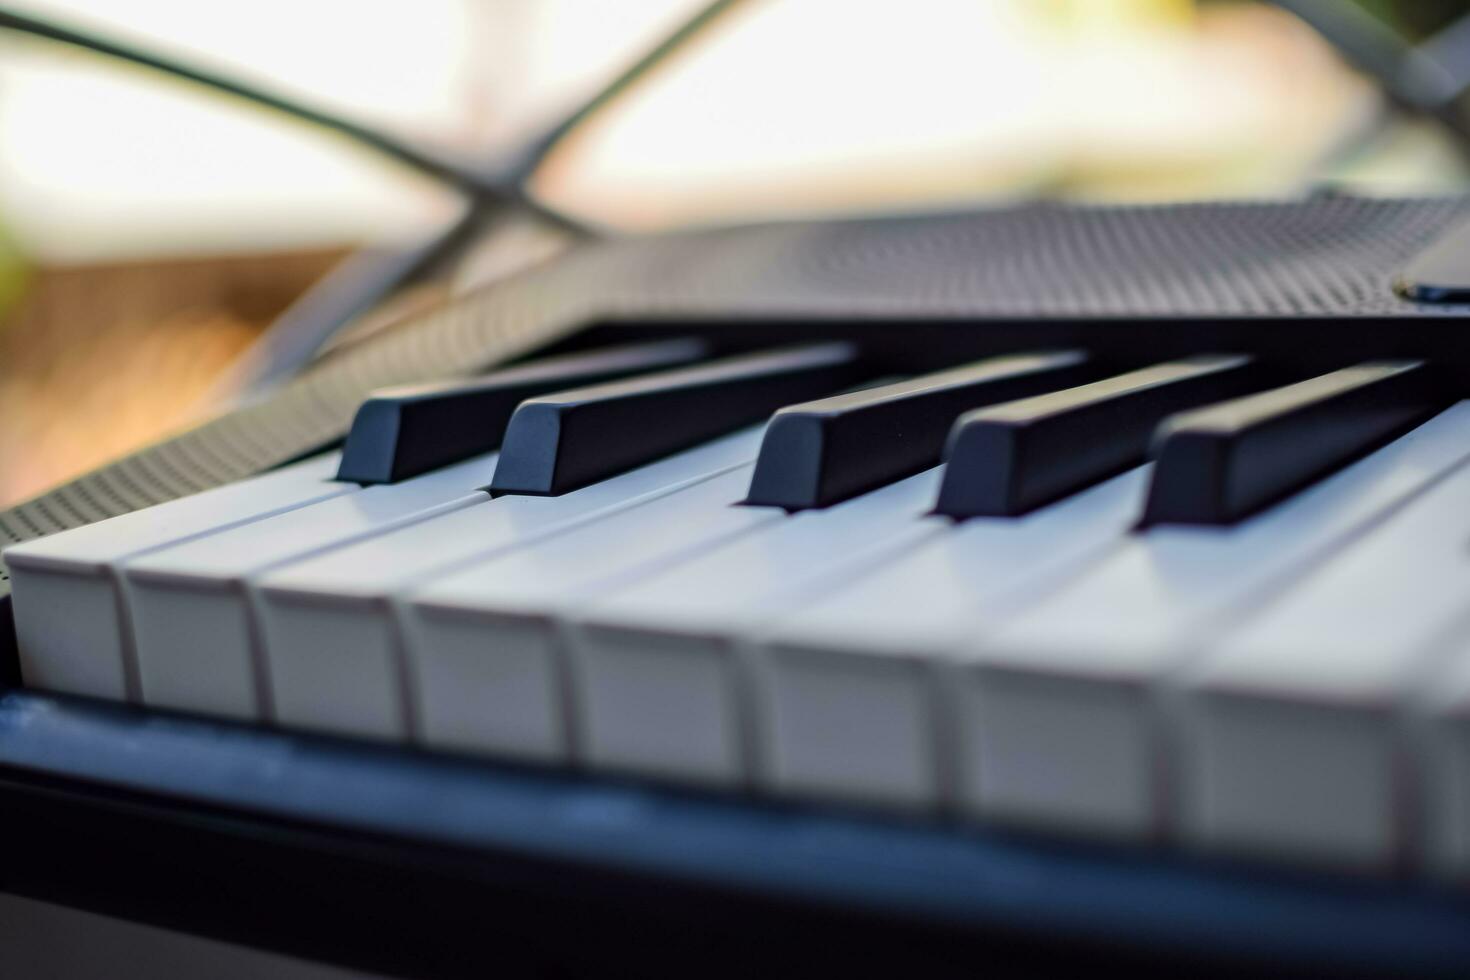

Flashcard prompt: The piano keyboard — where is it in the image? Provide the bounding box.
[8,337,1470,883]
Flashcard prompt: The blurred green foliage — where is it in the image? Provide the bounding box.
[0,219,30,325]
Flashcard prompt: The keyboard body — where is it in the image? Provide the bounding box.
[6,196,1470,976]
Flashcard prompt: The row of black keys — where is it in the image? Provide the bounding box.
[335,338,1443,526]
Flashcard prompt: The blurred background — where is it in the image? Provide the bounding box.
[2,0,1469,506]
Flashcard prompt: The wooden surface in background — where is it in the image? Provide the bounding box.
[0,248,348,506]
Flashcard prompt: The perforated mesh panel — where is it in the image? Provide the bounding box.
[4,195,1470,592]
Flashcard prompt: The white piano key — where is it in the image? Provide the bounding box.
[1176,453,1470,870]
[955,402,1470,841]
[750,467,1149,809]
[403,466,780,761]
[568,469,944,786]
[253,428,766,742]
[3,452,349,701]
[123,452,501,722]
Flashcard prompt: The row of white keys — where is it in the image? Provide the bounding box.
[122,452,504,720]
[751,467,1150,809]
[3,452,350,701]
[403,466,781,760]
[1177,449,1470,872]
[961,402,1470,843]
[252,428,767,742]
[568,469,947,787]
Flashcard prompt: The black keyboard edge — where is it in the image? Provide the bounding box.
[0,689,1466,979]
[0,595,15,688]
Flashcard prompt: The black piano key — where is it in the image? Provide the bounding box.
[489,343,863,496]
[934,354,1262,518]
[1141,360,1446,527]
[335,339,708,484]
[744,351,1095,511]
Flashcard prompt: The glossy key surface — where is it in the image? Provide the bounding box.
[1141,360,1443,526]
[336,339,707,484]
[489,343,861,497]
[745,351,1092,511]
[936,354,1259,518]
